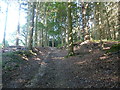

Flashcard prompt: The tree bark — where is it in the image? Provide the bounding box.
[16,3,21,46]
[41,29,44,47]
[52,36,54,47]
[67,2,74,56]
[34,3,38,47]
[28,3,35,50]
[81,2,86,41]
[117,1,120,40]
[3,3,9,48]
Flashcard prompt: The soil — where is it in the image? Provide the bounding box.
[2,42,120,88]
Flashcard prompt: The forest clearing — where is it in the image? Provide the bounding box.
[1,0,120,88]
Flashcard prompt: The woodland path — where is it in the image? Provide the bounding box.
[24,47,118,88]
[25,47,70,88]
[3,46,119,88]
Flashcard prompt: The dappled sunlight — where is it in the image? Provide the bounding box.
[111,76,119,82]
[103,47,110,50]
[52,57,64,60]
[99,56,108,60]
[39,50,45,56]
[69,37,71,40]
[80,40,90,45]
[34,48,39,52]
[22,56,28,61]
[74,60,87,65]
[41,62,47,66]
[68,43,72,47]
[1,1,119,88]
[89,50,92,52]
[34,57,41,61]
[29,50,37,56]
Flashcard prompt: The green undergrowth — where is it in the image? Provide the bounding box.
[106,43,120,53]
[57,44,64,49]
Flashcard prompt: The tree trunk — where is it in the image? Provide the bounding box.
[16,3,21,46]
[3,3,9,48]
[81,2,86,41]
[95,3,102,40]
[28,3,35,50]
[41,29,44,47]
[67,2,74,56]
[105,6,112,40]
[117,2,120,40]
[52,36,54,47]
[44,4,48,47]
[34,3,38,47]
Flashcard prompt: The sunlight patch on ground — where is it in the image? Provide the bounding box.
[111,76,119,82]
[89,50,92,52]
[52,57,64,60]
[80,40,90,45]
[103,47,110,50]
[22,56,28,61]
[100,56,108,60]
[35,48,39,52]
[34,57,41,61]
[41,62,47,66]
[29,50,37,56]
[74,60,87,65]
[39,51,45,56]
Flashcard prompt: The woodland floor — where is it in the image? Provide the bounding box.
[2,41,120,88]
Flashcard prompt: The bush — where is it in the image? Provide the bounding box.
[57,44,64,49]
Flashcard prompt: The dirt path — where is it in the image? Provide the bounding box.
[24,48,68,88]
[2,46,119,88]
[24,47,119,88]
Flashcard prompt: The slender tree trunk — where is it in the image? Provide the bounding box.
[28,3,35,50]
[52,36,54,47]
[81,2,86,41]
[25,34,27,47]
[65,17,68,48]
[41,29,44,47]
[16,3,21,46]
[38,30,41,46]
[105,6,112,40]
[45,4,48,47]
[117,1,120,40]
[26,3,31,47]
[113,26,116,40]
[34,3,38,47]
[47,34,49,46]
[67,2,74,56]
[95,3,102,41]
[3,3,9,48]
[60,19,63,45]
[45,30,48,46]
